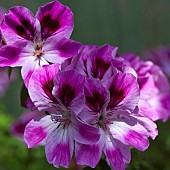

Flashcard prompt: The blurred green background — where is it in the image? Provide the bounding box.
[0,0,170,170]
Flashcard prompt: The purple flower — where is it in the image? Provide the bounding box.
[62,44,118,81]
[122,53,170,122]
[11,110,42,138]
[59,44,158,169]
[144,46,170,79]
[24,64,100,168]
[0,1,82,87]
[76,74,149,170]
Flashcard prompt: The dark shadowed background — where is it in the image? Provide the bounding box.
[0,1,170,170]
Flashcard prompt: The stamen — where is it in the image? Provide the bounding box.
[51,115,67,123]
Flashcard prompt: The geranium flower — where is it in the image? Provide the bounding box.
[60,44,158,169]
[76,74,149,170]
[24,64,100,168]
[0,1,82,87]
[122,53,170,122]
[144,46,170,79]
[62,44,137,80]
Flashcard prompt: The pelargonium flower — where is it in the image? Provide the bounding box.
[59,44,157,169]
[144,46,170,79]
[76,74,149,170]
[24,64,100,168]
[0,1,82,87]
[122,53,170,122]
[62,44,158,136]
[62,44,137,80]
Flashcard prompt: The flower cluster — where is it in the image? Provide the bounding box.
[144,46,170,79]
[0,1,170,170]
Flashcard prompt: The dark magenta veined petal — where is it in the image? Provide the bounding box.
[79,78,109,124]
[87,44,118,80]
[69,45,98,76]
[36,1,73,40]
[43,37,82,64]
[103,72,140,113]
[28,64,60,113]
[45,125,74,168]
[1,6,40,44]
[24,115,58,148]
[53,70,85,115]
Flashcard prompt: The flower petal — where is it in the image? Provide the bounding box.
[53,70,85,115]
[104,136,130,170]
[109,118,149,151]
[75,131,105,168]
[28,64,60,112]
[79,78,110,124]
[36,1,73,40]
[45,125,74,168]
[87,44,118,80]
[1,6,39,44]
[132,114,158,140]
[24,115,58,148]
[0,40,35,68]
[43,37,82,64]
[103,72,140,113]
[72,116,100,145]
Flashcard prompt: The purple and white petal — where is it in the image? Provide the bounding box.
[53,70,85,115]
[24,115,58,148]
[109,118,149,151]
[0,40,35,68]
[45,125,74,168]
[43,37,82,64]
[21,53,49,87]
[103,72,140,113]
[28,64,60,112]
[104,136,130,170]
[75,130,105,168]
[72,116,100,145]
[36,1,74,40]
[132,114,158,140]
[1,6,39,44]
